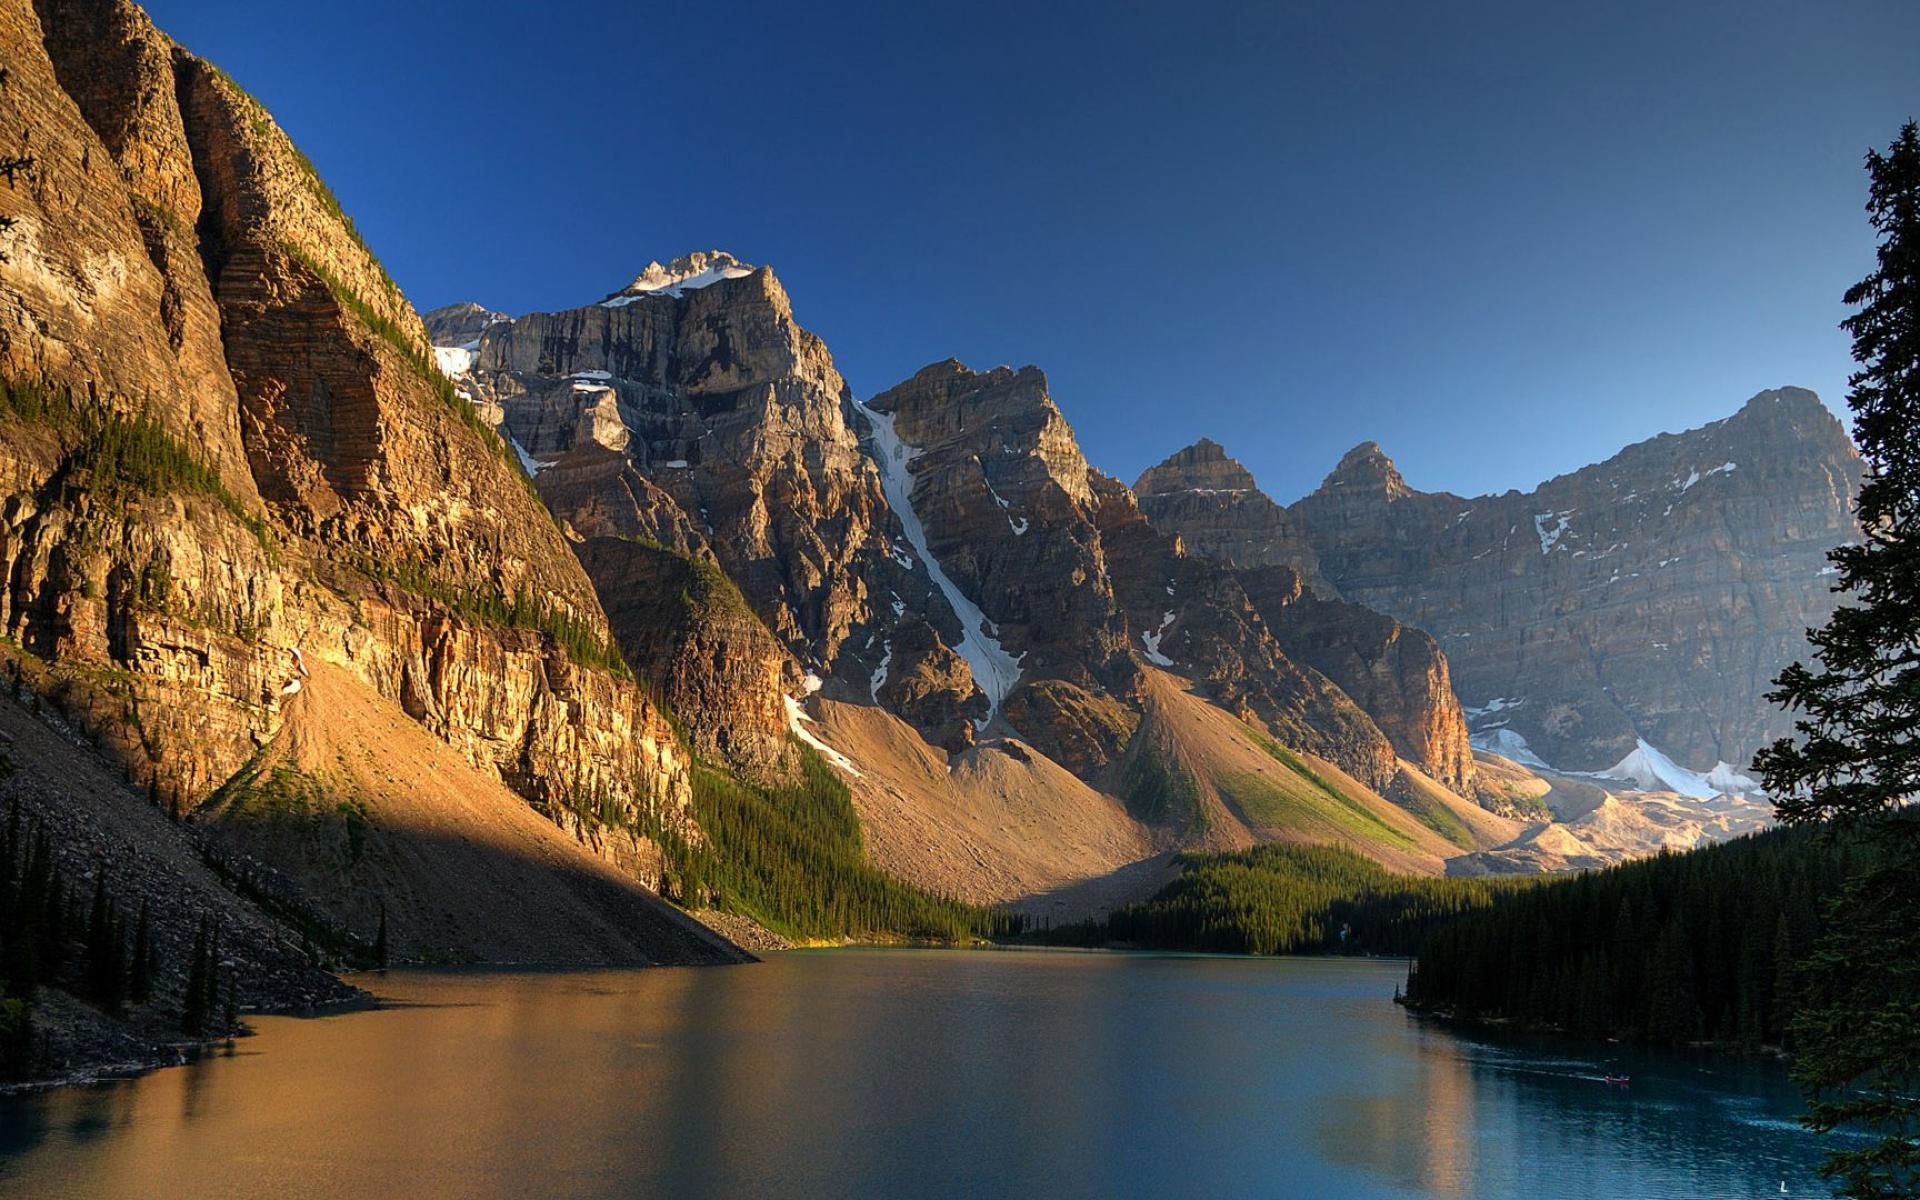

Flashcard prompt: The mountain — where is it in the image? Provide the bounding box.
[425,253,985,769]
[1288,388,1862,776]
[0,0,740,970]
[434,279,1518,892]
[429,271,1406,791]
[8,0,1853,1018]
[862,360,1400,792]
[1133,438,1334,594]
[1135,440,1478,797]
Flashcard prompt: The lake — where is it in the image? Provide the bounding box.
[0,950,1835,1198]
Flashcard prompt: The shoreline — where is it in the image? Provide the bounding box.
[1394,997,1794,1061]
[0,989,379,1098]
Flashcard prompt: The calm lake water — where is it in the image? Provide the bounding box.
[0,950,1836,1199]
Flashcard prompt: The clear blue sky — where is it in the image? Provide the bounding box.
[144,0,1916,502]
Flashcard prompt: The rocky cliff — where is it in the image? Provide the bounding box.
[1134,442,1479,795]
[0,0,715,962]
[1289,388,1862,775]
[863,361,1402,794]
[440,289,1444,848]
[1134,438,1334,594]
[427,256,987,767]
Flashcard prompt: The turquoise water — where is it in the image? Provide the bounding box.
[0,950,1836,1198]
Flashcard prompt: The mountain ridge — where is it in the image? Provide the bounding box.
[1289,385,1861,773]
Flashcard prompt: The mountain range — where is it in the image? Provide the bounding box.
[0,0,1865,1062]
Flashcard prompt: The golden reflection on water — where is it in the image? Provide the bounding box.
[1311,1006,1476,1198]
[0,953,1824,1200]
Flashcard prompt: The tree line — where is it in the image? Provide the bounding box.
[1399,824,1861,1048]
[1037,842,1535,956]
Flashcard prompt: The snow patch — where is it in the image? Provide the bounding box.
[1707,761,1763,794]
[784,689,862,778]
[1140,611,1176,667]
[432,345,475,378]
[1462,696,1524,720]
[981,469,1028,535]
[1533,510,1573,555]
[1470,727,1553,771]
[869,641,893,701]
[602,261,754,306]
[508,435,550,477]
[859,400,1025,728]
[1583,738,1759,799]
[1672,462,1737,493]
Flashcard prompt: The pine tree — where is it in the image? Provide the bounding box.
[182,919,210,1036]
[1755,119,1920,1200]
[83,873,125,1011]
[1646,917,1701,1045]
[129,901,152,1005]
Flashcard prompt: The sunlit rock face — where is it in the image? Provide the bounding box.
[4,0,694,866]
[433,259,990,763]
[1290,388,1864,774]
[861,361,1401,792]
[1135,444,1477,794]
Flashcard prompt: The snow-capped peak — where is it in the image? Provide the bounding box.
[601,251,754,307]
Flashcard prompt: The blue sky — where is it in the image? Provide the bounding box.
[145,0,1916,502]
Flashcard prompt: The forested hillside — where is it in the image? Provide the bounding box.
[650,746,1026,943]
[1039,843,1532,956]
[1401,825,1863,1047]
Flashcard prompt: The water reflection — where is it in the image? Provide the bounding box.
[0,952,1833,1199]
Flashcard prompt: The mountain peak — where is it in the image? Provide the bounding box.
[423,301,508,348]
[1134,438,1258,497]
[1320,441,1411,499]
[1714,387,1856,459]
[1730,386,1842,431]
[602,251,755,306]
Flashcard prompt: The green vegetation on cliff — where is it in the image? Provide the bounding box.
[1248,731,1420,850]
[647,745,1024,942]
[0,377,265,544]
[278,242,517,475]
[347,551,631,679]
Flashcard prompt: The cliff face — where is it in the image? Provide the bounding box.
[1134,442,1477,795]
[430,257,987,767]
[0,0,701,932]
[1134,438,1334,595]
[1244,568,1478,796]
[1289,389,1863,774]
[574,536,793,772]
[865,361,1400,792]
